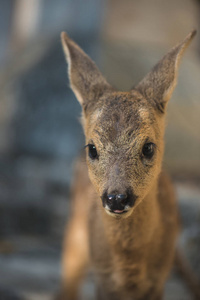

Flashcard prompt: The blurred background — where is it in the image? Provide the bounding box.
[0,0,200,299]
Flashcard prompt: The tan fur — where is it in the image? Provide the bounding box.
[59,31,197,300]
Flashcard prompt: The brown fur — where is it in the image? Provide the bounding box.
[59,31,197,300]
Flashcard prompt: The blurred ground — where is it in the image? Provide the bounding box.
[0,0,199,299]
[0,183,199,300]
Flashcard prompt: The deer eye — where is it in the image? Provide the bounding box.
[86,144,98,160]
[142,142,155,159]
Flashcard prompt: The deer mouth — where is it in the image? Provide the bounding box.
[112,209,128,214]
[104,205,133,218]
[104,205,130,215]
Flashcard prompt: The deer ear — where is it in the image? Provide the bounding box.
[135,30,196,113]
[61,32,113,109]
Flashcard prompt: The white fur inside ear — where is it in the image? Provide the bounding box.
[163,80,177,103]
[62,40,71,75]
[163,52,180,103]
[163,31,196,103]
[70,83,84,104]
[62,39,84,105]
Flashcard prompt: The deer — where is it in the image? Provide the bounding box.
[58,30,200,300]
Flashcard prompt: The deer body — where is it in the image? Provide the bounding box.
[60,31,196,300]
[89,173,178,300]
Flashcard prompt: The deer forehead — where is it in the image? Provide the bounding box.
[86,100,157,149]
[95,91,151,120]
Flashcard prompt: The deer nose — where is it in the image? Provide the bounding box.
[107,194,128,206]
[116,194,128,204]
[101,188,137,213]
[105,192,129,212]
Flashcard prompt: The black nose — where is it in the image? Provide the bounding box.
[107,194,128,207]
[101,189,137,212]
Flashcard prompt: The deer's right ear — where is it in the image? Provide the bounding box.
[61,32,113,109]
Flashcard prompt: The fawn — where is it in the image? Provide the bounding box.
[59,30,199,300]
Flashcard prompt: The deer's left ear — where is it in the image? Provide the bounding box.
[135,30,196,113]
